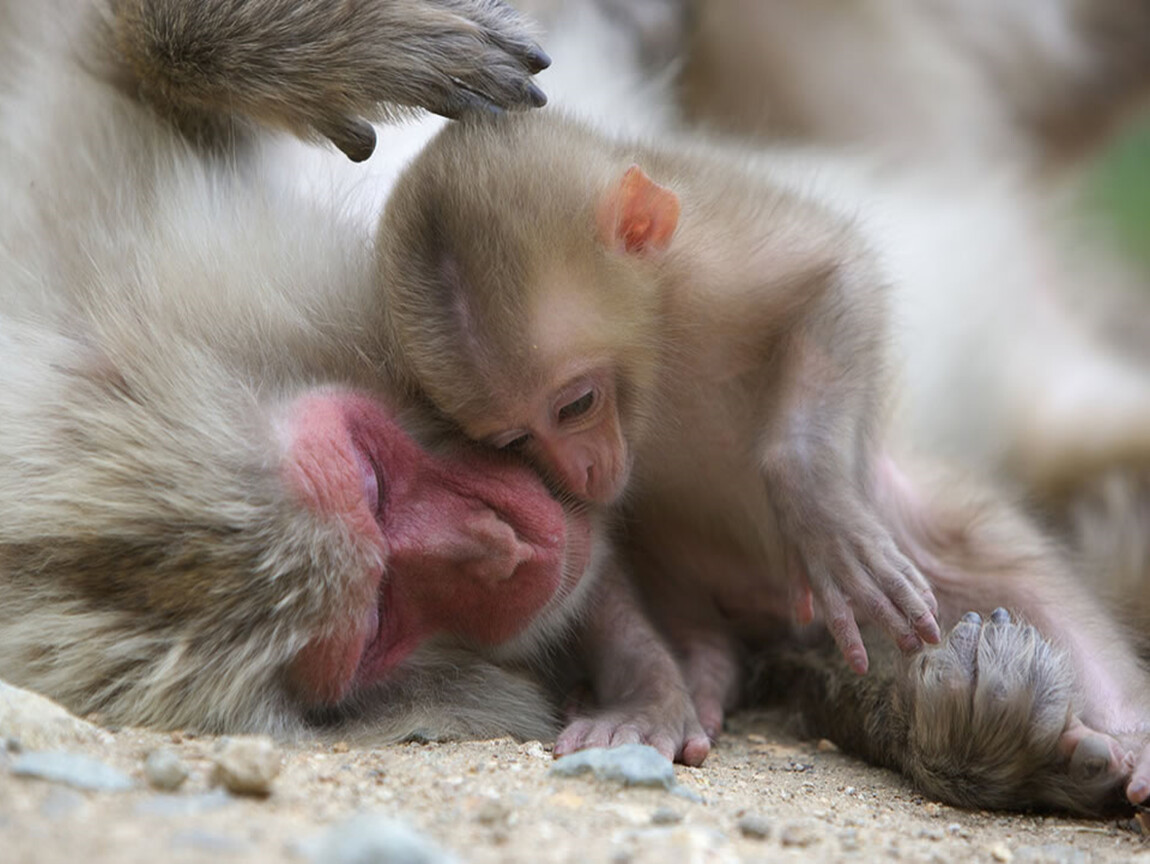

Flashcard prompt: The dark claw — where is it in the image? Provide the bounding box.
[320,115,377,162]
[524,45,552,74]
[525,82,547,108]
[962,611,982,624]
[990,608,1010,624]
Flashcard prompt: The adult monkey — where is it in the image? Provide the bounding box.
[0,0,614,743]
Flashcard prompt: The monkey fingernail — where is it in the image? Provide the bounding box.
[525,82,548,108]
[524,46,552,73]
[962,611,982,624]
[915,612,941,643]
[990,607,1010,624]
[846,647,869,676]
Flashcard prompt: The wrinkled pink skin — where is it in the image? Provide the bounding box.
[281,390,591,706]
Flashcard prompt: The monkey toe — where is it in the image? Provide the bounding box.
[680,734,711,767]
[990,607,1011,625]
[317,116,377,162]
[1127,745,1150,804]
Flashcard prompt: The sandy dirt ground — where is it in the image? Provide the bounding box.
[4,696,1149,864]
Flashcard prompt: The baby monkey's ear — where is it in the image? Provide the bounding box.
[597,164,681,255]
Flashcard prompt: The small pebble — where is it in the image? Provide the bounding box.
[737,814,771,840]
[550,744,676,790]
[11,750,133,791]
[651,807,683,826]
[991,843,1014,863]
[304,813,458,864]
[144,748,189,792]
[211,735,280,797]
[816,738,839,753]
[331,741,350,754]
[779,820,819,848]
[475,799,510,826]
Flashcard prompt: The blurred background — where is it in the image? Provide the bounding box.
[1093,119,1150,274]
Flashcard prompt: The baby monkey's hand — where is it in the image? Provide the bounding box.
[780,489,940,674]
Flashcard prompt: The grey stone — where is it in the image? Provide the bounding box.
[211,735,280,796]
[737,814,771,840]
[304,814,458,864]
[779,820,820,848]
[144,748,189,792]
[549,744,677,790]
[0,680,107,750]
[651,806,683,825]
[10,750,134,791]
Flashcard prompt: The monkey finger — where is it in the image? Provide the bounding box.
[946,612,982,673]
[438,0,552,74]
[555,719,596,756]
[857,578,924,655]
[828,547,924,653]
[607,724,646,750]
[316,115,378,163]
[812,581,869,674]
[1128,744,1150,804]
[874,548,940,645]
[679,730,712,767]
[884,544,939,619]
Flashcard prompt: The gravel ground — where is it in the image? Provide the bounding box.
[3,683,1149,864]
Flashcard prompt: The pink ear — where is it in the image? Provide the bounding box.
[597,164,681,255]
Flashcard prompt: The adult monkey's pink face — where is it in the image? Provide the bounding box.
[281,390,593,707]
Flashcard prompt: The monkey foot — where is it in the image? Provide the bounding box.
[556,690,710,767]
[904,609,1131,814]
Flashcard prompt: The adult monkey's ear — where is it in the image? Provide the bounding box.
[596,164,681,255]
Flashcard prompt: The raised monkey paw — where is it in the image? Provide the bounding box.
[311,0,551,159]
[555,687,711,767]
[904,609,1132,814]
[118,0,550,162]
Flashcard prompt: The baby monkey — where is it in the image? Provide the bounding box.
[379,111,942,733]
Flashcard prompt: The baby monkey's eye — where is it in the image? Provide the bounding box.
[494,432,531,452]
[557,390,595,423]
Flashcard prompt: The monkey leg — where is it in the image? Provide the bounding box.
[555,559,712,766]
[109,0,550,159]
[749,611,1133,815]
